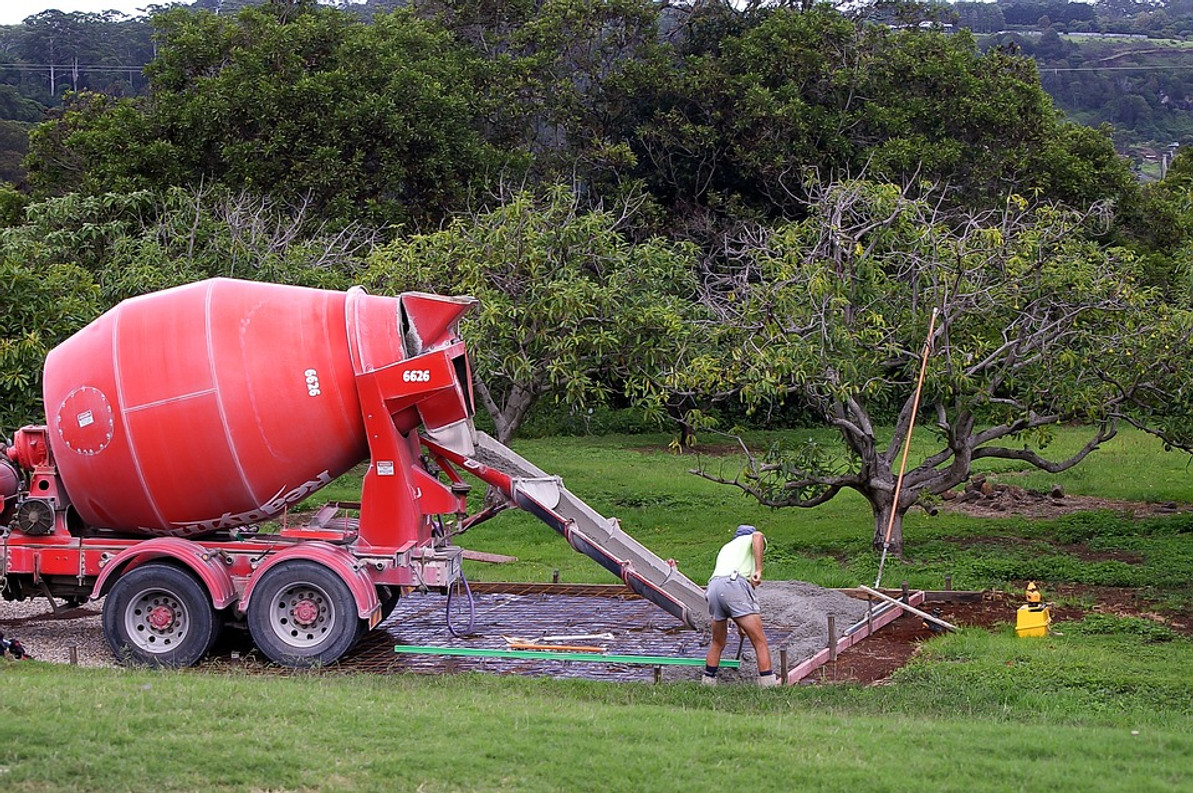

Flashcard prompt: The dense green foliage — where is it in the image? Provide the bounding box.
[0,2,1190,548]
[24,5,506,228]
[635,7,1133,221]
[0,257,100,430]
[0,9,154,183]
[4,1,1191,187]
[1114,146,1193,301]
[11,2,1133,231]
[366,187,700,442]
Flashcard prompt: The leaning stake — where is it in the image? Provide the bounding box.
[875,308,938,588]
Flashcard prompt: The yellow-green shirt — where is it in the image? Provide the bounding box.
[711,534,757,580]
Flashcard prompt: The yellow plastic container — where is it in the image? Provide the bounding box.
[1016,604,1051,637]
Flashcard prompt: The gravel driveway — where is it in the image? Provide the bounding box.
[0,598,114,667]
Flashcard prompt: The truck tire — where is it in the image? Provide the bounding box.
[102,563,220,668]
[247,561,362,667]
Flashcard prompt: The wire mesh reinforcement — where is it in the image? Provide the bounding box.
[340,585,790,682]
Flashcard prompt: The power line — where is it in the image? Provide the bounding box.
[1042,64,1193,72]
[1,63,147,72]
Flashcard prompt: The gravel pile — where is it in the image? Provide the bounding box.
[0,598,114,667]
[760,580,874,642]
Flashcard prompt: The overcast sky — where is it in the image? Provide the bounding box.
[1,2,154,25]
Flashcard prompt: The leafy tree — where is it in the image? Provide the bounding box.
[0,82,45,124]
[24,92,168,195]
[0,258,101,430]
[25,4,507,228]
[1116,147,1193,300]
[417,0,671,219]
[15,10,115,100]
[0,120,32,184]
[0,183,28,226]
[1094,0,1157,23]
[953,1,1007,33]
[364,187,700,443]
[0,189,158,273]
[689,178,1181,556]
[19,2,1141,236]
[629,8,1134,233]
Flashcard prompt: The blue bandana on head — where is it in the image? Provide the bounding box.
[734,524,756,538]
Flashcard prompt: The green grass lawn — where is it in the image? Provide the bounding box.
[3,425,1191,792]
[2,623,1191,792]
[453,427,1193,607]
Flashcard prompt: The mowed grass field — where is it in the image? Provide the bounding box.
[451,427,1193,599]
[2,426,1192,792]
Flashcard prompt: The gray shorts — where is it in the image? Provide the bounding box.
[706,575,760,621]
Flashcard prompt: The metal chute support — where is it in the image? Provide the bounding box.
[426,432,710,631]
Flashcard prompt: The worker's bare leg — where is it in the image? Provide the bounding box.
[705,618,729,668]
[732,612,772,674]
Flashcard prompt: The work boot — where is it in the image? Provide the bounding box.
[700,674,717,686]
[758,672,779,688]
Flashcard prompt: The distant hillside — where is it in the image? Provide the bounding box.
[980,30,1193,177]
[950,1,1193,175]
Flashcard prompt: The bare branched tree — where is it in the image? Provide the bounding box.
[686,178,1186,556]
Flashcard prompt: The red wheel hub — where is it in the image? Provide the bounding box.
[147,604,176,631]
[291,599,320,627]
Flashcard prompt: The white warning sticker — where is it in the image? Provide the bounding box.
[78,410,94,428]
[377,460,395,476]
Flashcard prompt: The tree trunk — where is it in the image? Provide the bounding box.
[493,384,536,445]
[474,377,537,446]
[871,499,904,558]
[665,397,697,450]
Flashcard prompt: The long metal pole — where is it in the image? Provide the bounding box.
[858,585,956,632]
[875,308,938,588]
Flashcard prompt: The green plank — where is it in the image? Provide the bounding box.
[394,645,739,668]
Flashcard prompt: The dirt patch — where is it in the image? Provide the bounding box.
[940,475,1190,520]
[811,592,1018,685]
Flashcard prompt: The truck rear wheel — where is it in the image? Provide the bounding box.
[247,561,362,667]
[102,563,219,668]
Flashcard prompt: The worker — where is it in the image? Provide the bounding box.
[702,524,777,687]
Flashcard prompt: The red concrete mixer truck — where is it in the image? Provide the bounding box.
[0,279,707,667]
